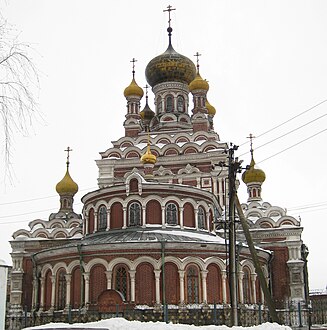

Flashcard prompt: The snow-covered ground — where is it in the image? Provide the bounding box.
[24,318,291,330]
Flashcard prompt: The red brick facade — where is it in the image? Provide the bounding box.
[8,13,307,328]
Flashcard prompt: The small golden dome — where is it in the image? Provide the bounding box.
[242,158,266,184]
[56,168,78,195]
[189,73,209,92]
[205,99,216,116]
[141,144,157,165]
[124,78,144,98]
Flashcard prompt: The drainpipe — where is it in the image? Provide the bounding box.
[301,244,309,306]
[161,240,167,322]
[301,244,311,329]
[31,254,39,311]
[268,251,275,299]
[77,244,85,308]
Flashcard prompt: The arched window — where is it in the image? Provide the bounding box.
[243,267,252,304]
[166,95,173,112]
[57,270,66,310]
[130,178,139,193]
[187,266,199,304]
[198,207,206,229]
[115,266,128,300]
[129,202,141,226]
[98,205,107,231]
[177,95,184,112]
[166,203,178,225]
[157,96,162,113]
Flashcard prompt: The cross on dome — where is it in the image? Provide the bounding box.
[194,52,202,72]
[124,58,143,98]
[64,146,72,166]
[163,5,176,28]
[56,146,78,197]
[163,5,176,45]
[242,133,266,201]
[143,84,149,99]
[130,57,137,79]
[247,133,256,158]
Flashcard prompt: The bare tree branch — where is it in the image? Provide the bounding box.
[0,15,40,185]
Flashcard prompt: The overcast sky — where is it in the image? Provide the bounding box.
[0,1,326,291]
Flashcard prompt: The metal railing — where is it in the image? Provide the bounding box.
[6,302,313,330]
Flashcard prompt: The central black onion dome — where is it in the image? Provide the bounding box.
[145,43,197,87]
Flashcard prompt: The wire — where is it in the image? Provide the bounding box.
[239,112,327,157]
[290,206,327,215]
[288,201,327,211]
[257,128,327,164]
[239,98,327,147]
[0,195,57,205]
[0,202,83,221]
[0,219,36,225]
[0,187,97,206]
[0,208,57,220]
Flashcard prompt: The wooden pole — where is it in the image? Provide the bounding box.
[234,194,279,323]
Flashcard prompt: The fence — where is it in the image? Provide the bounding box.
[310,296,327,325]
[6,303,312,330]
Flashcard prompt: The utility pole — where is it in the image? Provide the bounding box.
[226,144,242,326]
[217,143,279,325]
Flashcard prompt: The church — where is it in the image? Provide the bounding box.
[6,7,309,329]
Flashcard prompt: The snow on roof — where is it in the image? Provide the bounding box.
[150,229,225,244]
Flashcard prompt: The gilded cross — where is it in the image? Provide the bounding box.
[64,146,72,165]
[143,84,149,98]
[247,133,256,156]
[194,52,202,71]
[163,5,176,28]
[130,58,137,78]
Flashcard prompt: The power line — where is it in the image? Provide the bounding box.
[0,208,58,220]
[0,195,57,205]
[239,112,327,157]
[0,202,83,221]
[0,219,36,225]
[0,187,97,206]
[290,207,327,215]
[257,128,327,164]
[239,98,327,147]
[288,201,327,211]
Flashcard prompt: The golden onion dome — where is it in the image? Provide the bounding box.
[123,78,144,98]
[145,44,196,87]
[242,158,266,184]
[205,99,216,116]
[56,167,78,195]
[141,144,157,165]
[189,72,209,92]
